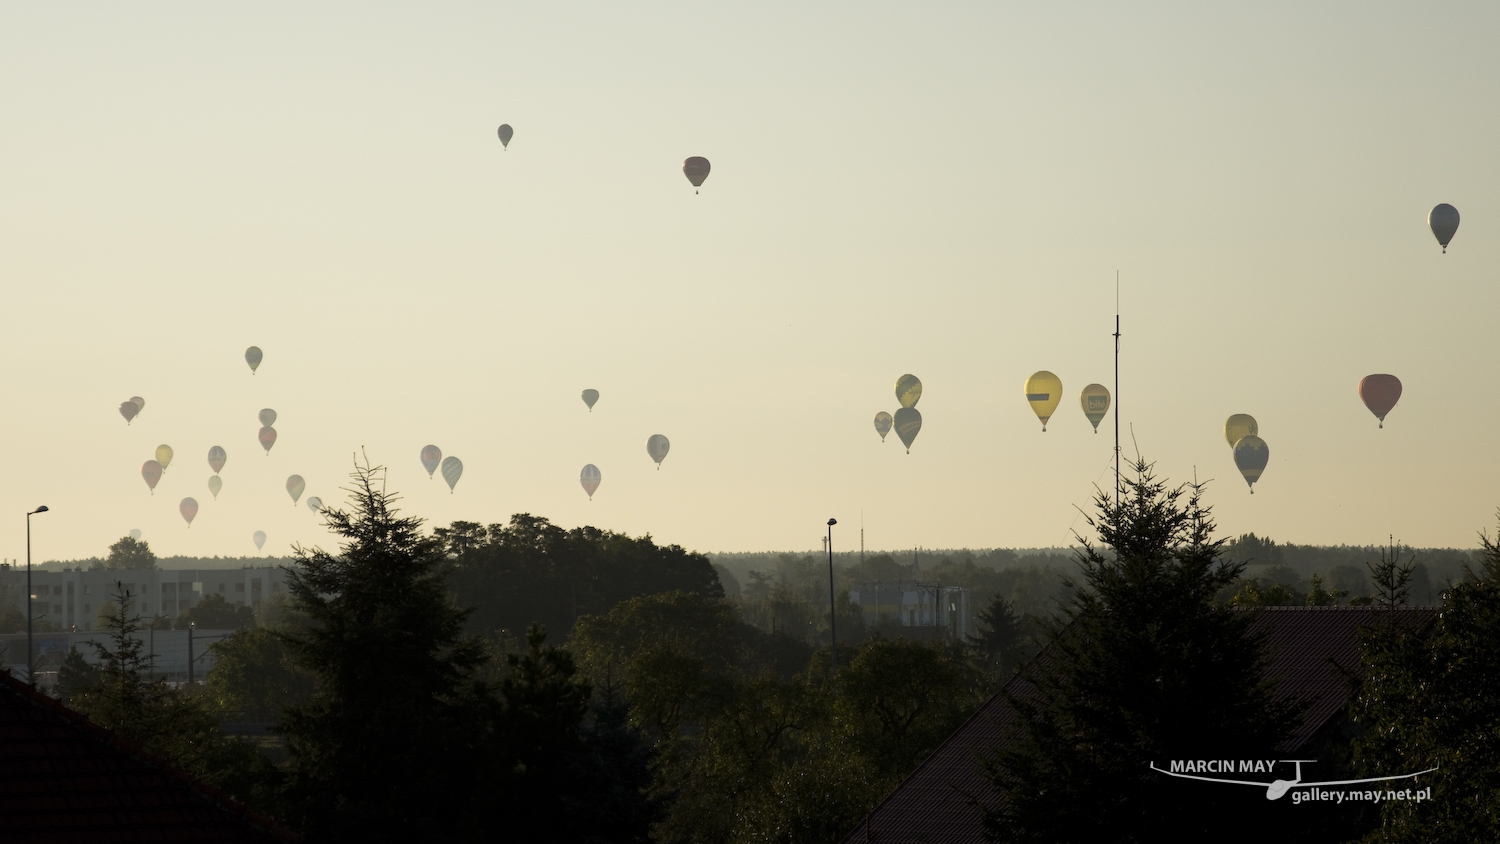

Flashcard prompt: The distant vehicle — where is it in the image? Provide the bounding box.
[683,157,710,193]
[1359,375,1402,428]
[421,445,442,478]
[581,464,601,499]
[1080,384,1111,432]
[582,389,599,411]
[1233,435,1269,493]
[245,346,263,374]
[1224,414,1258,447]
[873,411,893,442]
[441,457,463,492]
[894,407,922,453]
[1429,204,1460,253]
[647,435,670,469]
[497,124,514,149]
[1025,371,1062,431]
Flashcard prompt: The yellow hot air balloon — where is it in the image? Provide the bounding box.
[1079,384,1110,432]
[1233,435,1269,493]
[873,411,893,442]
[155,444,174,471]
[1024,372,1062,431]
[895,375,923,409]
[1224,414,1258,447]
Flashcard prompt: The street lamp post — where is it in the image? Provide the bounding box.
[826,518,838,672]
[26,505,50,686]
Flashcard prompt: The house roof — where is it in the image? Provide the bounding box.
[0,670,298,843]
[839,605,1438,844]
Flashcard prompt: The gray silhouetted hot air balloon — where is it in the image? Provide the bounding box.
[895,375,922,409]
[1359,375,1403,428]
[259,427,277,455]
[119,401,140,425]
[441,457,463,492]
[208,446,226,474]
[253,530,266,551]
[246,347,262,374]
[1224,414,1258,447]
[131,396,145,413]
[1429,204,1460,253]
[142,460,163,494]
[286,475,305,505]
[647,435,670,469]
[155,445,174,472]
[683,157,710,193]
[306,496,323,512]
[208,476,222,500]
[1080,384,1111,432]
[129,529,142,541]
[259,408,277,427]
[873,411,893,442]
[581,464,601,500]
[498,124,513,149]
[894,407,922,453]
[1233,435,1270,493]
[180,498,198,526]
[421,445,442,478]
[582,389,599,411]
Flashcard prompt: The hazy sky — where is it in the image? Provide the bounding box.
[3,2,1498,562]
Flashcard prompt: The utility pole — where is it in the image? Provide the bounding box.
[188,622,194,687]
[1114,270,1122,506]
[26,505,50,687]
[827,518,838,672]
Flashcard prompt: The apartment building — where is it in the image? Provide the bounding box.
[849,580,972,640]
[0,563,291,633]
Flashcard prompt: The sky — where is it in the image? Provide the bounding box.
[1,2,1497,562]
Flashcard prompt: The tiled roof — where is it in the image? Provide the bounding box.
[0,670,298,843]
[839,605,1438,844]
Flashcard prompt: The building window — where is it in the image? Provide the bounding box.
[235,583,245,593]
[53,604,62,614]
[84,604,91,613]
[217,584,225,593]
[84,585,91,595]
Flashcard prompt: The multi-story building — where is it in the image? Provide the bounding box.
[849,581,972,640]
[0,563,291,633]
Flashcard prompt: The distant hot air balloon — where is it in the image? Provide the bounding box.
[873,411,893,442]
[1429,204,1460,253]
[1359,375,1403,428]
[131,396,145,412]
[245,346,263,374]
[259,426,277,454]
[582,389,599,411]
[307,496,323,512]
[119,401,140,424]
[155,445,174,471]
[1233,435,1270,493]
[683,157,710,193]
[441,457,463,492]
[1025,371,1063,431]
[894,407,922,453]
[208,476,222,500]
[259,408,277,427]
[142,460,162,493]
[253,530,266,551]
[1224,414,1259,447]
[895,375,923,409]
[1080,384,1111,432]
[581,464,601,500]
[497,124,514,149]
[647,435,670,469]
[180,498,198,526]
[129,528,142,541]
[208,446,227,474]
[286,475,305,505]
[421,445,442,478]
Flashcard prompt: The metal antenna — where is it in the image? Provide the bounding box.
[1114,271,1122,506]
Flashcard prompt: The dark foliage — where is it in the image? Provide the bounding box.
[173,593,257,630]
[92,535,158,571]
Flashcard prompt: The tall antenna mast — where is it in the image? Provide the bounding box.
[860,510,865,563]
[1114,270,1121,506]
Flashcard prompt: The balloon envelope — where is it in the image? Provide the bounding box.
[245,346,262,373]
[129,529,142,541]
[1429,204,1460,252]
[580,464,602,499]
[1359,375,1403,427]
[307,496,323,512]
[441,457,463,492]
[1025,371,1063,431]
[1080,384,1111,432]
[683,157,711,188]
[207,476,222,499]
[141,460,162,492]
[208,446,227,474]
[155,444,174,471]
[286,475,305,504]
[895,374,923,409]
[421,445,442,478]
[180,498,198,525]
[259,426,277,454]
[873,411,893,441]
[497,124,513,148]
[253,530,266,551]
[119,401,139,424]
[647,435,670,467]
[259,409,277,428]
[582,389,599,411]
[1224,414,1259,447]
[131,396,145,411]
[894,407,922,453]
[1233,435,1270,492]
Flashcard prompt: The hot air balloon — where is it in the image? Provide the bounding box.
[253,530,266,551]
[441,457,463,492]
[131,396,145,412]
[683,157,710,193]
[307,496,323,512]
[208,476,222,500]
[582,389,599,411]
[129,529,142,541]
[894,407,922,453]
[1429,204,1460,253]
[873,411,893,442]
[1025,371,1063,431]
[895,375,923,408]
[1080,384,1111,432]
[1224,414,1259,447]
[119,401,140,424]
[180,498,198,526]
[421,445,442,478]
[498,124,513,149]
[581,464,601,500]
[141,461,162,494]
[245,346,263,374]
[647,435,670,469]
[208,446,227,474]
[155,445,174,472]
[286,475,305,505]
[1359,375,1403,428]
[259,408,277,427]
[259,426,277,454]
[1233,435,1269,493]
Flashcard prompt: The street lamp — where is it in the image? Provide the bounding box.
[26,505,50,687]
[826,518,837,672]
